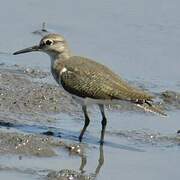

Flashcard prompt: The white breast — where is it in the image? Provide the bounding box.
[60,67,67,75]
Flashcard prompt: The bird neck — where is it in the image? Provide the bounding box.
[49,41,72,65]
[50,50,72,83]
[50,49,71,65]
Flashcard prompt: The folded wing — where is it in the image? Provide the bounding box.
[60,56,154,102]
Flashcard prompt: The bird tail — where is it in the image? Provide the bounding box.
[136,102,167,117]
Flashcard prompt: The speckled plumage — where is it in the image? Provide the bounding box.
[53,56,153,102]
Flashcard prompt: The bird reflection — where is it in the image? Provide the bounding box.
[79,144,104,178]
[95,144,104,176]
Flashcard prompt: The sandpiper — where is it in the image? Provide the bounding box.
[13,33,166,144]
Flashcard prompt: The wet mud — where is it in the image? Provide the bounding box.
[0,64,180,179]
[160,90,180,110]
[47,169,94,180]
[108,129,180,147]
[0,64,79,115]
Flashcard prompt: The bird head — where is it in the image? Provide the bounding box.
[13,34,70,58]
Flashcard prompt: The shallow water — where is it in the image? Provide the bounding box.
[0,0,180,179]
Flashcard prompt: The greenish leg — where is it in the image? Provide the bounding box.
[79,105,90,142]
[99,104,107,145]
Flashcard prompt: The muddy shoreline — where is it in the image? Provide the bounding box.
[0,64,180,179]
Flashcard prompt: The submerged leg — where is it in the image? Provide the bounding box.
[79,105,90,142]
[98,104,107,145]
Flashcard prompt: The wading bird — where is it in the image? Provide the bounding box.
[13,34,166,144]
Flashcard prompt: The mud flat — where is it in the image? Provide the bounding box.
[0,64,180,179]
[160,90,180,110]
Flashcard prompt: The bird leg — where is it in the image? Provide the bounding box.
[79,105,90,142]
[98,104,107,145]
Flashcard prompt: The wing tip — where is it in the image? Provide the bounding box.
[136,104,167,117]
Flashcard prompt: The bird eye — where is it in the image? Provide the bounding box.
[45,39,53,45]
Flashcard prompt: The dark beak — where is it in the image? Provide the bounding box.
[13,45,40,55]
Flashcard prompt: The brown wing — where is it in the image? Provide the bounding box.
[60,56,154,101]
